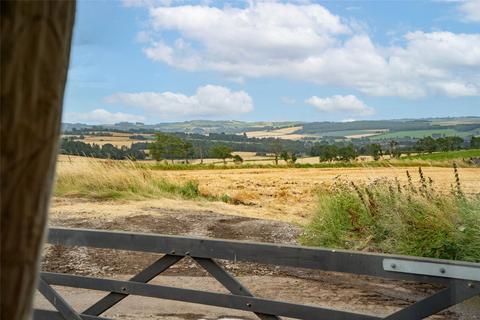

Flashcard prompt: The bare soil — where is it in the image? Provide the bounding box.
[37,199,480,320]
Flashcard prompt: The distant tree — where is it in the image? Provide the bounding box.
[193,141,207,164]
[210,144,233,164]
[280,151,297,164]
[149,133,184,163]
[280,151,290,163]
[415,137,436,154]
[270,140,283,165]
[312,143,339,162]
[434,136,463,151]
[181,140,194,163]
[290,153,298,163]
[471,136,480,149]
[389,140,401,158]
[366,143,383,161]
[233,154,244,164]
[338,144,358,161]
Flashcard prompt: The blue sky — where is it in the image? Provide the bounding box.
[63,0,480,124]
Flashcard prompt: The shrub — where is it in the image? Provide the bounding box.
[300,166,480,262]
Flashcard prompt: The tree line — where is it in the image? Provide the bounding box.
[60,138,147,160]
[60,134,480,163]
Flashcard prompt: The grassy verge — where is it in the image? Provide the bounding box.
[55,159,230,202]
[300,165,480,262]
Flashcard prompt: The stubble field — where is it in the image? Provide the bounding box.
[55,156,480,224]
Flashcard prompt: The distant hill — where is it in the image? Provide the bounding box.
[62,116,480,140]
[62,120,304,134]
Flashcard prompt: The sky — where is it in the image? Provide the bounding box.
[63,0,480,124]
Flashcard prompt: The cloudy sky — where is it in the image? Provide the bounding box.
[63,0,480,124]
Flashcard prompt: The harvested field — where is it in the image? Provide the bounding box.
[244,126,308,140]
[157,166,480,224]
[66,132,153,147]
[55,157,480,224]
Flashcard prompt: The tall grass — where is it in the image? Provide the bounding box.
[300,165,480,262]
[55,158,226,201]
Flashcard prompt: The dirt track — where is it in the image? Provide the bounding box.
[36,198,480,320]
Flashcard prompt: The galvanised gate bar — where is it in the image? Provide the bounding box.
[34,227,480,320]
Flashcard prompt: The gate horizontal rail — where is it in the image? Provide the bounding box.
[35,227,480,320]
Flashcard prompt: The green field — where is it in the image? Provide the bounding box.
[402,149,480,161]
[372,129,477,140]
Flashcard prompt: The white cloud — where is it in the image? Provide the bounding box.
[104,85,253,119]
[138,2,480,98]
[64,109,145,124]
[458,0,480,23]
[305,95,374,115]
[429,81,480,96]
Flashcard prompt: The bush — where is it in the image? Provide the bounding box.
[300,166,480,262]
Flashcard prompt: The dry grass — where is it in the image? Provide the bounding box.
[156,166,480,223]
[55,158,208,201]
[54,156,480,224]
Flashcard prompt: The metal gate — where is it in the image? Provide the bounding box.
[34,227,480,320]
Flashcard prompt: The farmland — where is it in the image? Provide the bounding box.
[62,132,154,147]
[54,155,480,225]
[371,128,476,140]
[63,116,480,142]
[43,154,480,318]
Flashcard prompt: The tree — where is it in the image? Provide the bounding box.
[366,143,383,161]
[149,133,184,163]
[415,137,436,153]
[210,144,233,164]
[320,145,339,162]
[471,136,480,149]
[233,154,244,164]
[270,140,282,165]
[280,151,297,164]
[1,2,75,319]
[290,153,298,163]
[280,151,290,163]
[181,140,193,163]
[389,140,401,158]
[338,145,358,161]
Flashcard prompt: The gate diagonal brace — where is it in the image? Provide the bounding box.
[384,283,480,320]
[193,257,280,320]
[83,254,183,316]
[38,277,83,320]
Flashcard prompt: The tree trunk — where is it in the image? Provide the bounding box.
[1,2,75,319]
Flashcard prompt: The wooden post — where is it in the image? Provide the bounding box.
[1,1,75,319]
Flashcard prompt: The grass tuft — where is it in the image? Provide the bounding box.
[55,158,227,202]
[300,166,480,262]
